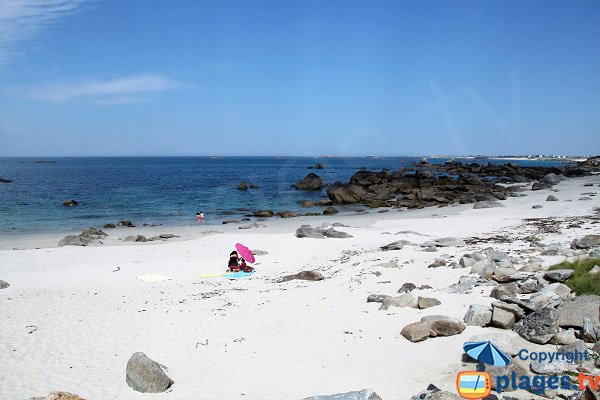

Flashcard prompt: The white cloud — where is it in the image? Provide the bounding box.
[0,0,83,65]
[21,73,183,103]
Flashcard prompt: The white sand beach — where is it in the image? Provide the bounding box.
[1,175,599,400]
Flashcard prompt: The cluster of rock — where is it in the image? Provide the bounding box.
[58,227,180,246]
[58,227,107,246]
[295,224,353,239]
[103,220,135,228]
[449,243,600,349]
[321,160,593,209]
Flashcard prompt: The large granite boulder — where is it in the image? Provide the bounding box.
[294,173,324,190]
[279,211,297,218]
[322,206,339,215]
[429,318,466,337]
[58,235,93,247]
[253,210,274,218]
[125,352,174,393]
[401,321,431,342]
[544,269,573,282]
[379,293,418,310]
[296,225,325,239]
[117,220,135,227]
[463,304,492,327]
[326,184,367,204]
[303,389,382,400]
[572,235,600,249]
[514,307,559,344]
[557,295,600,328]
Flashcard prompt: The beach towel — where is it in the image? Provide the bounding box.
[226,270,255,279]
[136,274,172,282]
[199,272,231,278]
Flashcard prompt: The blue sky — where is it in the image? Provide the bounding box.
[0,0,598,156]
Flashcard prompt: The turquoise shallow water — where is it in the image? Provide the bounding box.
[0,156,572,234]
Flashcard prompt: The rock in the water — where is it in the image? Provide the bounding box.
[63,199,78,206]
[473,201,505,209]
[546,195,559,201]
[0,177,13,183]
[322,206,339,215]
[279,210,297,218]
[379,293,418,310]
[124,235,147,242]
[295,225,325,239]
[401,321,431,342]
[0,280,9,289]
[514,307,559,344]
[316,199,333,206]
[294,173,324,190]
[544,269,573,282]
[303,389,382,400]
[253,210,274,218]
[117,220,135,227]
[463,304,492,327]
[238,181,248,190]
[103,223,116,228]
[398,282,417,293]
[326,184,367,204]
[280,270,324,282]
[418,296,441,309]
[125,352,174,393]
[557,295,600,328]
[222,220,241,224]
[572,235,600,249]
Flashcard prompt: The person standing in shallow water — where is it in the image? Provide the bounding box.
[196,211,205,224]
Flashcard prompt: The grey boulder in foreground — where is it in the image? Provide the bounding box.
[126,352,174,393]
[303,389,382,400]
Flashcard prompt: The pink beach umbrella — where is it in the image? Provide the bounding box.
[235,243,255,264]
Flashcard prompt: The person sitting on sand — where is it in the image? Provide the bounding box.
[227,251,240,272]
[239,257,254,273]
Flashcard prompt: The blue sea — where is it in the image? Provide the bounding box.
[0,156,573,235]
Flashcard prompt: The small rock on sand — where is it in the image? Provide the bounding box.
[280,270,324,282]
[0,280,9,289]
[473,201,505,209]
[418,296,441,309]
[126,352,174,393]
[546,195,559,201]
